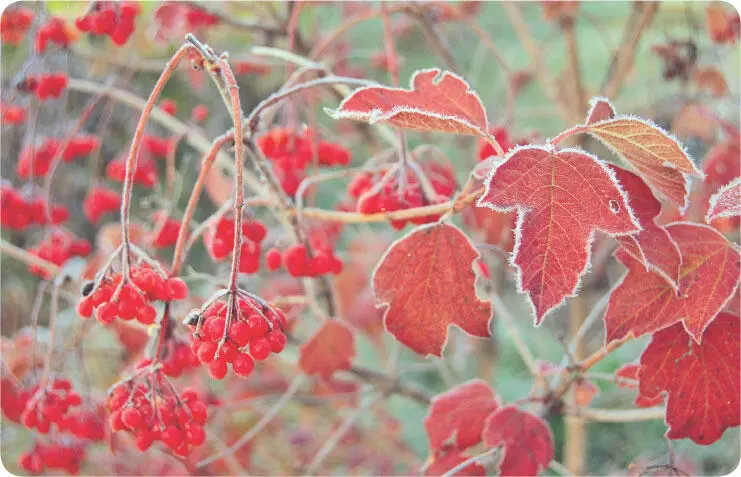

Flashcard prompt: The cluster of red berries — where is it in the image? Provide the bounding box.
[75,2,140,46]
[1,103,26,124]
[477,126,515,161]
[57,407,106,442]
[17,136,99,178]
[349,161,457,229]
[29,230,92,279]
[105,156,158,187]
[143,134,174,158]
[150,212,183,248]
[256,128,352,195]
[265,243,344,277]
[138,340,199,378]
[1,185,69,231]
[18,72,68,100]
[188,296,287,380]
[19,442,84,475]
[107,380,208,455]
[1,6,34,46]
[203,216,267,270]
[36,17,73,53]
[20,378,82,434]
[137,339,201,378]
[83,186,121,223]
[77,264,188,325]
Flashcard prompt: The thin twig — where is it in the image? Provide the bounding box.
[197,375,306,468]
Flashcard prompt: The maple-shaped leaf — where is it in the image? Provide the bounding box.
[482,406,554,476]
[614,363,664,408]
[423,449,485,477]
[609,164,682,291]
[423,379,499,453]
[298,320,356,380]
[706,177,741,223]
[586,116,701,208]
[604,223,740,344]
[477,145,640,322]
[585,96,616,124]
[372,222,492,357]
[328,68,489,138]
[636,313,740,445]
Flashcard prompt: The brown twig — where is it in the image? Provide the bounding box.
[600,2,660,99]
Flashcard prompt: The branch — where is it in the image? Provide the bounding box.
[567,405,666,422]
[66,78,263,193]
[197,375,307,468]
[501,3,573,122]
[600,2,660,99]
[345,365,432,406]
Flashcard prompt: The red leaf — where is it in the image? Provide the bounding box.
[604,223,740,344]
[586,116,701,208]
[585,96,616,124]
[298,320,356,379]
[706,177,741,223]
[610,164,682,291]
[636,313,740,445]
[483,406,554,476]
[372,223,492,356]
[329,68,489,137]
[478,145,640,322]
[614,363,664,408]
[423,449,485,476]
[423,379,499,453]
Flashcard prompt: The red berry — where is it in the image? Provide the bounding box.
[250,337,272,361]
[232,353,255,378]
[161,426,182,450]
[121,407,143,430]
[265,248,282,271]
[228,320,251,347]
[266,330,287,354]
[167,277,189,300]
[247,315,269,339]
[197,341,217,364]
[207,359,227,380]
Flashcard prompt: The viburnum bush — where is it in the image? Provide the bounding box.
[1,2,739,476]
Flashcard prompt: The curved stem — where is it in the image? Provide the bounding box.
[119,44,195,276]
[171,131,235,277]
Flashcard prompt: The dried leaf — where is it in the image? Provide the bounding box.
[372,222,492,357]
[637,313,740,445]
[693,66,729,97]
[478,145,640,322]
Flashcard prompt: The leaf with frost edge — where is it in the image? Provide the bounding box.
[326,68,490,138]
[476,143,642,324]
[706,176,741,222]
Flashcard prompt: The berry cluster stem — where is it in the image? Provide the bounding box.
[119,43,195,276]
